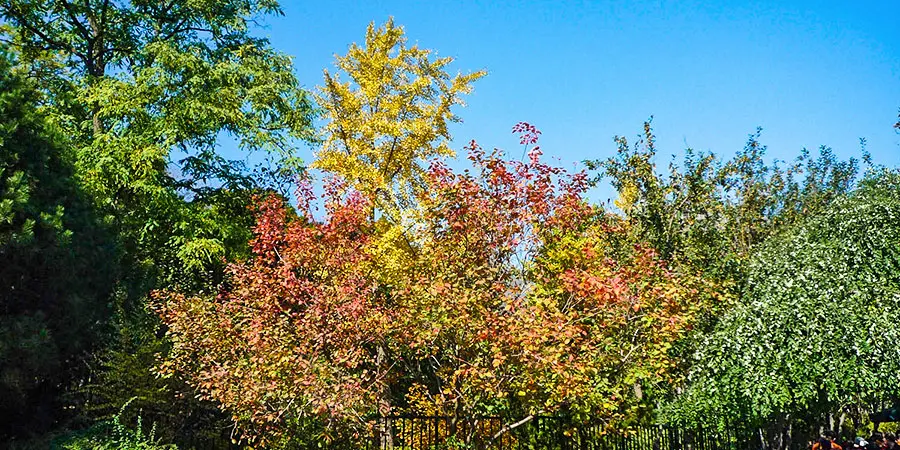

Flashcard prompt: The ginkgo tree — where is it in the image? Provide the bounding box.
[314,18,485,216]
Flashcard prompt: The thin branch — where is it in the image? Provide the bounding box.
[59,0,92,42]
[491,414,535,442]
[4,9,72,53]
[99,0,110,28]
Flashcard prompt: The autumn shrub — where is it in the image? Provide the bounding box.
[157,125,723,445]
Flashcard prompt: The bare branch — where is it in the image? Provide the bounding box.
[491,415,535,442]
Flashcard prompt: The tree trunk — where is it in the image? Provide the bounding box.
[785,421,793,450]
[92,113,102,135]
[376,345,393,449]
[88,8,106,137]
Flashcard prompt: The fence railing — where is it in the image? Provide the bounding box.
[356,416,815,450]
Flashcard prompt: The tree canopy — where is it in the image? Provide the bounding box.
[1,0,316,292]
[667,171,900,433]
[0,0,317,443]
[588,120,861,289]
[314,18,485,216]
[158,122,725,445]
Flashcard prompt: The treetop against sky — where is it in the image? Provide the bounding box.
[217,0,900,204]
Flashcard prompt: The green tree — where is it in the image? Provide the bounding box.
[0,49,116,440]
[588,119,861,290]
[0,0,316,291]
[666,172,900,447]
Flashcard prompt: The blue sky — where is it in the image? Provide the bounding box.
[238,0,900,203]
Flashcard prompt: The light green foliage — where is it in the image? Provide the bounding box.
[0,0,316,291]
[590,120,873,442]
[588,120,861,289]
[667,171,900,429]
[55,399,178,450]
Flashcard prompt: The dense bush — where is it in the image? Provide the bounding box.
[667,171,900,443]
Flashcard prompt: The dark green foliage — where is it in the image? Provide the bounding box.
[76,305,237,448]
[54,399,178,449]
[0,50,117,439]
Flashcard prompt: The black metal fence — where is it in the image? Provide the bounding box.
[357,416,815,450]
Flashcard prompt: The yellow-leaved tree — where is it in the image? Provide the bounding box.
[314,18,486,217]
[312,20,485,442]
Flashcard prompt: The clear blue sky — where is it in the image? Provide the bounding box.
[239,0,900,203]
